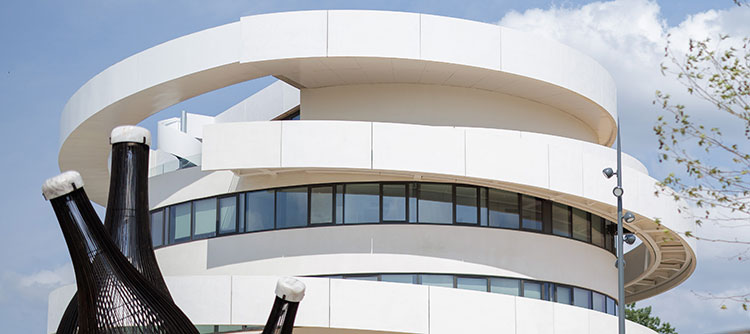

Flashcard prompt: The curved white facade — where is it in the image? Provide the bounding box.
[49,10,695,334]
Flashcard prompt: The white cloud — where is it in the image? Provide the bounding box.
[0,263,74,302]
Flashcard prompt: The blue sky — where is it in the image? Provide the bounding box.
[1,0,748,333]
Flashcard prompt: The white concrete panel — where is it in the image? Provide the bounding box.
[330,279,428,333]
[154,240,208,276]
[327,10,420,58]
[215,80,300,123]
[241,11,327,62]
[420,14,502,70]
[281,121,371,169]
[372,122,465,176]
[546,137,584,196]
[465,127,550,190]
[554,303,591,334]
[185,113,214,139]
[167,276,231,325]
[516,297,554,334]
[589,310,618,334]
[429,286,516,334]
[47,284,76,334]
[289,277,330,327]
[202,122,281,170]
[231,276,278,325]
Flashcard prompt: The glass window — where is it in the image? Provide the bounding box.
[345,275,378,281]
[196,325,216,334]
[150,210,164,247]
[246,190,275,232]
[193,198,216,239]
[556,286,572,304]
[521,195,543,230]
[420,274,453,288]
[572,208,590,242]
[605,220,615,252]
[552,203,571,237]
[344,184,380,223]
[335,185,344,224]
[592,216,605,247]
[523,281,543,299]
[574,288,592,308]
[276,187,308,229]
[218,196,237,235]
[382,184,407,221]
[408,183,418,223]
[488,189,519,228]
[455,186,478,224]
[490,278,520,296]
[593,292,606,312]
[310,186,333,224]
[418,184,453,224]
[457,277,487,292]
[217,325,244,333]
[479,188,488,226]
[381,274,417,284]
[169,202,191,243]
[606,297,616,315]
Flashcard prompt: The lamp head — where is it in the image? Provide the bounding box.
[602,167,616,179]
[624,233,637,245]
[623,211,636,223]
[612,186,624,197]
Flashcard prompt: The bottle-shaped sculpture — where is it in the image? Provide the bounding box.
[262,278,306,334]
[56,126,175,333]
[44,172,198,333]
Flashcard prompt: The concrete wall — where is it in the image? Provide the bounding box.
[302,83,598,143]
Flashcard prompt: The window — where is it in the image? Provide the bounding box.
[218,196,237,235]
[246,190,275,232]
[193,198,217,240]
[344,183,380,223]
[345,275,378,281]
[489,189,519,229]
[479,188,488,226]
[408,183,418,222]
[593,292,606,312]
[556,285,572,304]
[552,203,571,237]
[605,220,615,252]
[150,210,164,247]
[521,195,543,230]
[381,274,417,284]
[420,274,453,288]
[592,216,605,247]
[572,208,589,242]
[574,287,592,308]
[606,297,616,315]
[382,184,407,221]
[418,183,453,224]
[276,187,308,228]
[455,186,479,224]
[457,277,487,292]
[169,202,191,243]
[490,278,520,296]
[523,281,543,299]
[310,186,333,224]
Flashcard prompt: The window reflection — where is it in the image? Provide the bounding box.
[593,292,606,312]
[344,184,380,224]
[150,210,164,247]
[556,286,572,304]
[169,202,191,243]
[218,196,237,235]
[592,216,605,247]
[523,281,542,299]
[489,189,519,229]
[310,186,333,224]
[521,195,543,231]
[246,190,274,232]
[572,208,589,242]
[457,277,487,292]
[574,288,592,308]
[418,184,453,224]
[276,187,308,229]
[455,186,478,224]
[382,184,406,221]
[490,277,520,296]
[552,203,571,237]
[381,274,417,284]
[420,274,453,288]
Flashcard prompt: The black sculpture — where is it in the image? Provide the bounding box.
[58,126,173,334]
[262,277,306,334]
[43,171,199,333]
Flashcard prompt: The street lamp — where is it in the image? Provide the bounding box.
[603,116,627,334]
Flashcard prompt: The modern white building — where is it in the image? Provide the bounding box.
[48,10,697,334]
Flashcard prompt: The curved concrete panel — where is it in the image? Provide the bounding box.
[153,224,618,297]
[48,276,658,334]
[59,10,617,205]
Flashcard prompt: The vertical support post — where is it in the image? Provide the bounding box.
[180,110,187,133]
[616,116,626,334]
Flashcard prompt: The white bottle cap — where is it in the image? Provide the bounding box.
[42,171,84,200]
[110,125,151,146]
[274,277,306,302]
